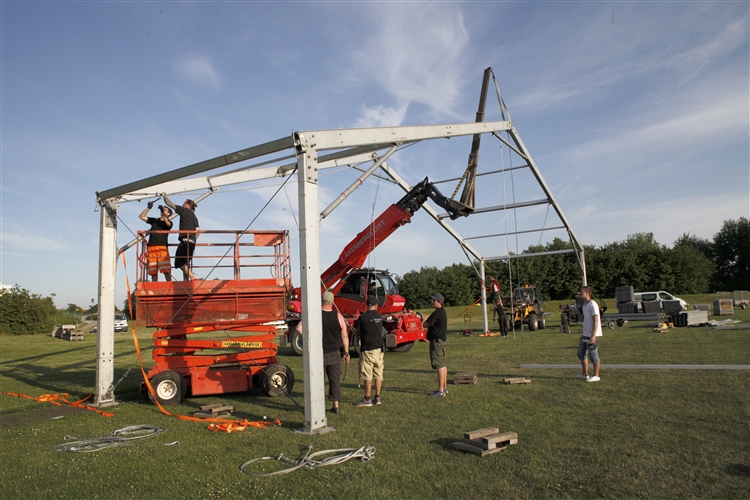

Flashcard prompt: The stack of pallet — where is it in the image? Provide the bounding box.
[453,373,477,385]
[502,377,531,384]
[453,427,518,456]
[193,404,235,419]
[642,301,661,314]
[672,310,708,327]
[616,286,636,313]
[663,300,684,315]
[52,325,83,341]
[713,299,734,316]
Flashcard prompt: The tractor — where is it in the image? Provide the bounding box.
[510,285,546,331]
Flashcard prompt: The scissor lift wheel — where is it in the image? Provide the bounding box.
[149,370,187,405]
[261,363,295,397]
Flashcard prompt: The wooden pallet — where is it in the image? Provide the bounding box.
[193,404,235,419]
[453,373,477,385]
[502,377,531,384]
[453,427,518,456]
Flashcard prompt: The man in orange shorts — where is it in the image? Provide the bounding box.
[139,201,173,282]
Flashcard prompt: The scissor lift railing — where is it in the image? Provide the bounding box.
[133,229,294,405]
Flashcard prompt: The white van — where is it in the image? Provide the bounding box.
[114,313,129,332]
[634,291,688,310]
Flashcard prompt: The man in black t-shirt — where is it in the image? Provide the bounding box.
[321,291,349,413]
[162,193,200,281]
[355,296,385,407]
[423,293,448,397]
[139,202,173,282]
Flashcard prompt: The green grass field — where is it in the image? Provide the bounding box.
[1,295,748,499]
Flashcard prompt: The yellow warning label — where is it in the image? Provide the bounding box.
[220,341,263,349]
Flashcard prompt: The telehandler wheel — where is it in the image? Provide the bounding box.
[290,328,303,356]
[149,370,187,405]
[388,341,415,353]
[539,316,546,329]
[528,313,538,331]
[261,363,295,397]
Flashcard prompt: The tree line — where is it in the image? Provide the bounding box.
[397,217,749,309]
[1,217,746,334]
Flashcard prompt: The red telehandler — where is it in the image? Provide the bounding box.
[282,68,496,355]
[283,177,473,355]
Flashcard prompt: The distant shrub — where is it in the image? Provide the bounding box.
[0,285,57,335]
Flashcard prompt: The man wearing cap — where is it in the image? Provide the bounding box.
[161,193,200,281]
[423,293,448,397]
[355,296,386,407]
[321,290,349,413]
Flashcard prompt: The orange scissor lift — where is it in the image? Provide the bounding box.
[134,229,294,405]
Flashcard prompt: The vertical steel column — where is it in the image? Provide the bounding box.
[295,133,332,434]
[94,200,118,406]
[480,260,488,334]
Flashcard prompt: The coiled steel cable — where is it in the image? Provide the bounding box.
[53,424,167,453]
[240,445,376,477]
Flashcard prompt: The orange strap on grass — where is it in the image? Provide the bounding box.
[206,419,282,434]
[122,251,283,432]
[0,391,114,417]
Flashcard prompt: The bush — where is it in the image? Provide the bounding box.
[0,285,57,335]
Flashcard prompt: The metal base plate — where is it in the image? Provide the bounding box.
[294,425,336,435]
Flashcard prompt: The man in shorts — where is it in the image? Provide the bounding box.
[139,201,173,282]
[355,296,385,407]
[161,193,199,281]
[577,285,602,382]
[423,293,448,397]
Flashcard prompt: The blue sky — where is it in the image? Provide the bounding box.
[2,1,748,309]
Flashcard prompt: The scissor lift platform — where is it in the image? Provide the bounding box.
[133,229,294,405]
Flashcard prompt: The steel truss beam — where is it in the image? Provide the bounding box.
[93,117,585,430]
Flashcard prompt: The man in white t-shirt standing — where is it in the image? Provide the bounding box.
[577,286,602,382]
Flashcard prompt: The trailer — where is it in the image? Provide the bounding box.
[134,229,294,405]
[733,291,748,309]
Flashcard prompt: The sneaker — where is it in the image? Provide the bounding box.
[329,406,340,414]
[587,376,600,382]
[373,395,381,405]
[428,390,446,397]
[356,398,373,407]
[576,374,589,379]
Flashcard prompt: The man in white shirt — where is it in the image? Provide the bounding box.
[576,286,602,382]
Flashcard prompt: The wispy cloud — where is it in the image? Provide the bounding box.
[558,77,748,168]
[348,4,472,125]
[355,103,410,128]
[572,192,748,247]
[174,55,223,89]
[510,7,748,112]
[1,224,72,252]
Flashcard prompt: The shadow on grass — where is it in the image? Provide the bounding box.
[0,405,88,429]
[726,464,750,477]
[0,363,98,396]
[429,437,459,451]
